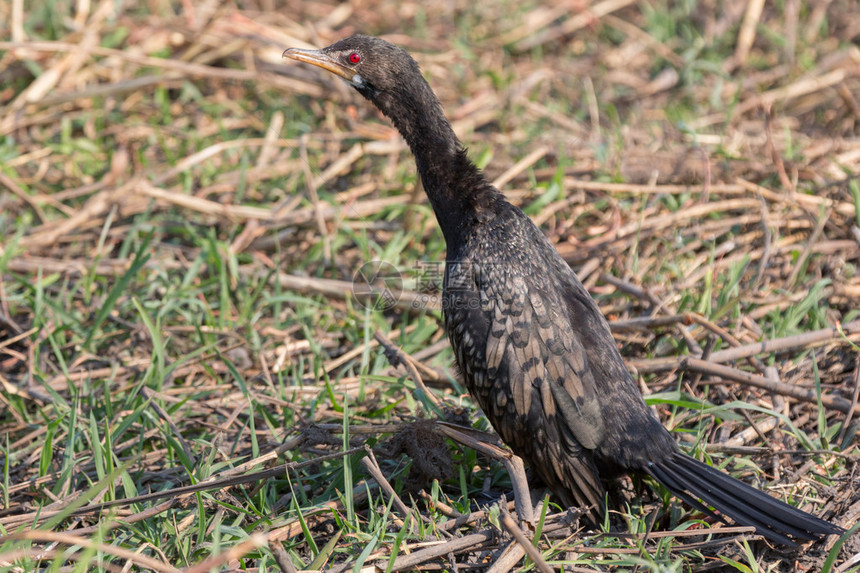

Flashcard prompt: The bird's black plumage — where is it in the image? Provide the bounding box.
[284,35,843,544]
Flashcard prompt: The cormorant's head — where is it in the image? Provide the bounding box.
[283,35,423,103]
[284,34,456,160]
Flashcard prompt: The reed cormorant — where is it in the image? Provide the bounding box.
[283,35,843,544]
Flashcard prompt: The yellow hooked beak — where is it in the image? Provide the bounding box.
[282,47,354,82]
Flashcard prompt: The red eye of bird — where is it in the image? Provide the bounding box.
[348,52,361,64]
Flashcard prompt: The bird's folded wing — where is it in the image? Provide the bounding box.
[482,267,606,448]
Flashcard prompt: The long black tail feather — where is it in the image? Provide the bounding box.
[646,452,843,545]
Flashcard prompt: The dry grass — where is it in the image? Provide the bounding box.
[1,0,859,571]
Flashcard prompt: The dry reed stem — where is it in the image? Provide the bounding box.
[684,357,860,415]
[0,530,181,573]
[360,445,417,533]
[499,506,554,573]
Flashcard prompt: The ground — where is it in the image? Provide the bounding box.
[0,0,859,571]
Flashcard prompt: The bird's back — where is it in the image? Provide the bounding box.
[443,197,676,510]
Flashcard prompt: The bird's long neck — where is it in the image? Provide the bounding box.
[374,79,496,245]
